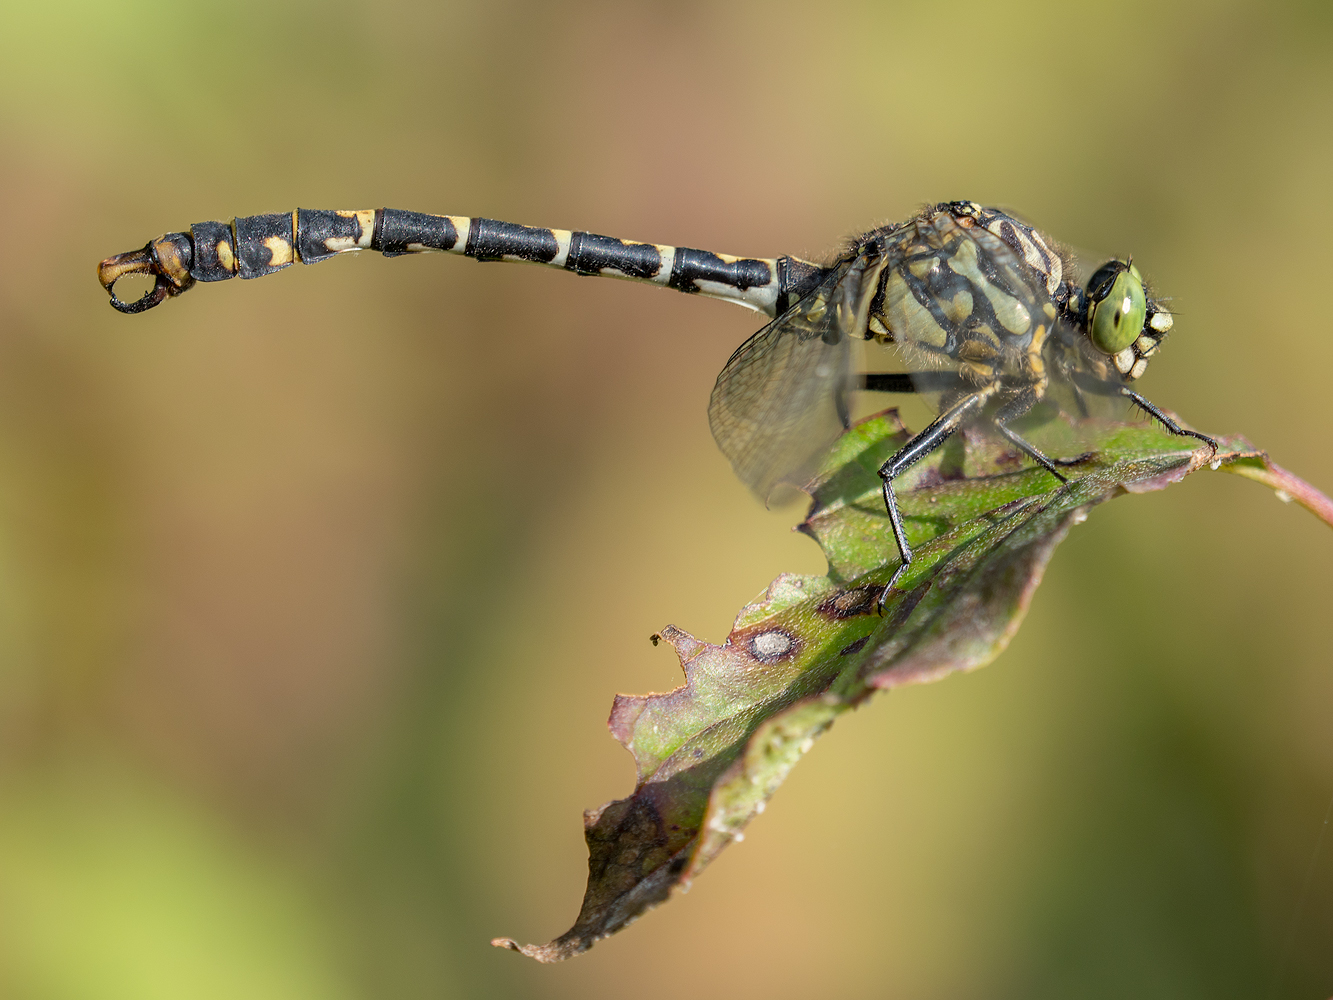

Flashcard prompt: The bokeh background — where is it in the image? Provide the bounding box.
[0,1,1330,997]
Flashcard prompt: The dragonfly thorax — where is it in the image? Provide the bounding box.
[859,205,1063,404]
[857,204,1173,390]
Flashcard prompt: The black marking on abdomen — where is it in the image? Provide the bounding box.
[777,257,827,311]
[235,213,295,279]
[297,209,365,264]
[373,208,459,256]
[565,231,661,278]
[189,220,237,282]
[466,218,559,263]
[669,247,771,293]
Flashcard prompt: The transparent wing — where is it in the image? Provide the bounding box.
[1042,321,1136,423]
[709,254,881,501]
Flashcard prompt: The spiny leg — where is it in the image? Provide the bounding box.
[994,423,1068,483]
[992,389,1067,484]
[1121,388,1218,454]
[876,392,988,609]
[862,369,933,607]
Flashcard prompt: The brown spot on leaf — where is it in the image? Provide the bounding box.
[818,585,879,619]
[839,636,870,656]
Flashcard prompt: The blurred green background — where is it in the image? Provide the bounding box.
[0,1,1330,996]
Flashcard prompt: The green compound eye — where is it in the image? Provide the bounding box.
[1089,263,1147,355]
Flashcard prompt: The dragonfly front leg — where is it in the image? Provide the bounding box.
[1121,388,1218,454]
[877,392,988,609]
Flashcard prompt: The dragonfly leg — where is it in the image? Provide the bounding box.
[1057,357,1092,419]
[879,477,913,607]
[862,373,918,393]
[992,388,1068,484]
[862,371,971,395]
[876,393,987,610]
[1120,388,1218,454]
[993,423,1067,484]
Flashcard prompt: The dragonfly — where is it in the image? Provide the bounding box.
[98,201,1216,605]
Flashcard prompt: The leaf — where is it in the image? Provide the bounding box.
[492,408,1333,962]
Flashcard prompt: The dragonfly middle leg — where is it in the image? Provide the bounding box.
[988,386,1070,485]
[991,391,1068,485]
[993,422,1068,481]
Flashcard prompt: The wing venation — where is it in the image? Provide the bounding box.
[709,254,883,501]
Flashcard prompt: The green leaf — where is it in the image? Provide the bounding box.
[492,408,1333,963]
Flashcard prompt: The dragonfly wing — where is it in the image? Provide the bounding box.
[1043,321,1136,422]
[709,255,880,501]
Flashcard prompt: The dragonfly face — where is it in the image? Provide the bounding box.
[1079,258,1175,380]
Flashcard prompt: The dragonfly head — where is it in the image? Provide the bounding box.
[1081,259,1172,381]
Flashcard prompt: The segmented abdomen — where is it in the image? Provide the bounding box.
[171,208,827,317]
